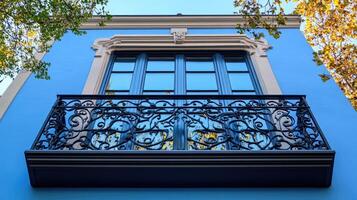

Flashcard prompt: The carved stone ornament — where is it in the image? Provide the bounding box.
[170,28,187,44]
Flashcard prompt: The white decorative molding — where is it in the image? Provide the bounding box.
[82,33,281,95]
[249,38,281,94]
[255,37,272,57]
[171,28,187,44]
[87,34,269,51]
[82,43,111,94]
[81,15,301,29]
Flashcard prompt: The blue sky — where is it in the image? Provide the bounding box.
[0,0,297,95]
[106,0,237,15]
[106,0,296,15]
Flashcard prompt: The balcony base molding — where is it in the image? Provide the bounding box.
[25,150,334,187]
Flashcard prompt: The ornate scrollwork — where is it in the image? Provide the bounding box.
[32,95,329,151]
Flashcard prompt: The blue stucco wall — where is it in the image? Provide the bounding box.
[0,28,356,200]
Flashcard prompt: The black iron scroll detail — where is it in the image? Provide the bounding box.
[31,95,330,151]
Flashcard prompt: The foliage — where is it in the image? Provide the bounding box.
[234,0,357,109]
[0,0,110,81]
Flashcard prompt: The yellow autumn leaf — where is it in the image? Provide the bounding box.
[0,46,13,57]
[206,132,217,140]
[21,41,33,47]
[333,0,339,6]
[27,30,37,39]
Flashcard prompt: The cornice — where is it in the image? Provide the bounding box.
[81,15,301,29]
[92,34,271,54]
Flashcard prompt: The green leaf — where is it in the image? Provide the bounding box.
[319,74,331,82]
[0,0,110,79]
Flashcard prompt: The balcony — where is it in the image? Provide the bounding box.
[25,95,334,187]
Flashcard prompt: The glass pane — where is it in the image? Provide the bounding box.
[186,60,214,71]
[187,73,218,90]
[106,73,133,90]
[144,73,174,90]
[105,91,129,95]
[143,91,174,95]
[229,73,254,90]
[147,60,174,71]
[232,91,256,95]
[226,60,248,71]
[112,60,135,71]
[186,91,219,95]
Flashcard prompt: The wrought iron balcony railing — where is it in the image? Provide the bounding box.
[31,95,330,151]
[25,95,335,187]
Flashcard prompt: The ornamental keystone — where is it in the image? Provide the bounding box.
[171,28,187,44]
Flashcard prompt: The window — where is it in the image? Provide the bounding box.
[101,52,261,95]
[225,57,256,94]
[100,51,262,150]
[143,59,175,95]
[186,58,219,94]
[104,58,135,95]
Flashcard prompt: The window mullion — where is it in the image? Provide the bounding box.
[213,53,240,150]
[213,53,232,95]
[124,53,147,150]
[175,54,186,95]
[130,53,147,94]
[173,54,187,150]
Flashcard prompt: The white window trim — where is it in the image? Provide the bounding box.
[83,30,281,95]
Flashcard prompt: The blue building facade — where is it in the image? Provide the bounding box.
[0,15,356,199]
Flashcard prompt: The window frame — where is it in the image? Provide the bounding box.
[100,51,262,96]
[82,33,282,95]
[99,51,263,151]
[102,57,136,95]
